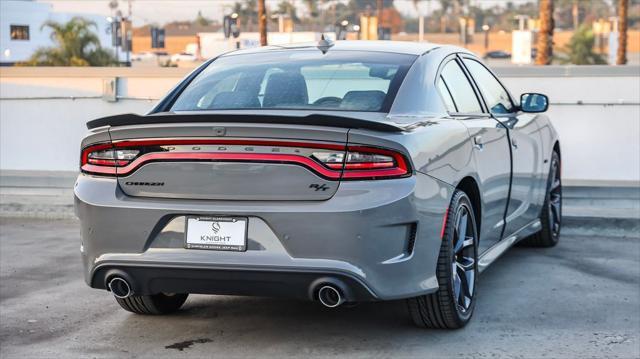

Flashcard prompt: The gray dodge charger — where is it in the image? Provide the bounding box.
[75,41,561,329]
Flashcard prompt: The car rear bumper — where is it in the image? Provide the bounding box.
[74,173,452,301]
[91,264,378,301]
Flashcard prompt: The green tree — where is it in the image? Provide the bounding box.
[303,0,318,17]
[231,0,258,31]
[23,17,116,66]
[275,1,300,23]
[195,10,210,26]
[559,24,606,65]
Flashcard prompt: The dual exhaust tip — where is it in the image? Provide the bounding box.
[108,276,132,299]
[317,284,345,308]
[108,276,348,307]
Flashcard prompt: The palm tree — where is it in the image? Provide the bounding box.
[275,1,300,23]
[617,0,628,65]
[232,0,258,31]
[535,0,554,65]
[559,24,606,65]
[24,17,116,66]
[258,0,267,46]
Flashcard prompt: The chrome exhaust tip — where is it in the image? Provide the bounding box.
[108,277,132,299]
[317,285,344,308]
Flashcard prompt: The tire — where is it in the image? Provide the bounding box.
[520,151,561,247]
[115,293,189,315]
[407,189,479,329]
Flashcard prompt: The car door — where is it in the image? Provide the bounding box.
[461,56,545,238]
[437,56,511,253]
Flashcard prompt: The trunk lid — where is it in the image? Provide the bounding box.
[109,122,349,201]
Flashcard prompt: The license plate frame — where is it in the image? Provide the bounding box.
[184,216,248,252]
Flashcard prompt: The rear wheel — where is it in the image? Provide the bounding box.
[115,293,188,315]
[520,151,561,247]
[407,190,479,329]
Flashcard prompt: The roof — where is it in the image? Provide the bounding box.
[221,40,441,57]
[133,22,222,37]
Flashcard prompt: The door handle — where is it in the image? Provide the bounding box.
[511,138,518,149]
[473,136,483,150]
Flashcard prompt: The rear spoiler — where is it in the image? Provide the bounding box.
[86,113,404,132]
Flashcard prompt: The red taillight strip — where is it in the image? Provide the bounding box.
[326,162,396,170]
[342,167,408,179]
[80,139,412,180]
[341,145,410,179]
[116,152,343,179]
[81,163,117,175]
[112,138,346,151]
[87,158,129,166]
[81,143,112,167]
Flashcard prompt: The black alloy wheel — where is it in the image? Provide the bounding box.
[520,150,562,247]
[547,154,562,239]
[451,202,477,314]
[407,190,479,329]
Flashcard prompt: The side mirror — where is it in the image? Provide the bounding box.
[520,93,549,113]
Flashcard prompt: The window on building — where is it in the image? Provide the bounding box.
[10,25,30,41]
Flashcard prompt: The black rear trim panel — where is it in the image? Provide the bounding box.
[92,264,378,301]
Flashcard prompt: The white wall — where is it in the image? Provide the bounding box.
[0,65,638,186]
[498,67,640,186]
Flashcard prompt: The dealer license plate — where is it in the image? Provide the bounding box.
[185,217,247,251]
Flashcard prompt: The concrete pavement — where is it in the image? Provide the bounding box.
[0,218,638,358]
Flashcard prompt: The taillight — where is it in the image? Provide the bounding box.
[81,143,139,175]
[80,139,411,180]
[313,146,410,180]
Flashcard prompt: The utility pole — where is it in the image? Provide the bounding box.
[617,0,628,65]
[535,0,554,65]
[572,0,579,30]
[482,24,490,51]
[377,0,383,38]
[258,0,267,46]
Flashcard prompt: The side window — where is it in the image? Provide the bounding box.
[440,60,482,113]
[436,76,457,112]
[463,59,515,114]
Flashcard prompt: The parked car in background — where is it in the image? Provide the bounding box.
[483,50,511,59]
[76,41,560,329]
[131,51,171,65]
[131,52,156,61]
[170,52,198,63]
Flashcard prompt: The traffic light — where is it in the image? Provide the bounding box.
[223,14,240,39]
[111,20,121,47]
[121,20,132,52]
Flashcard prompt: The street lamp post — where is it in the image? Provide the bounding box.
[338,20,349,40]
[482,24,490,51]
[353,24,361,40]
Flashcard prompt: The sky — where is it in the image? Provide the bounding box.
[39,0,534,26]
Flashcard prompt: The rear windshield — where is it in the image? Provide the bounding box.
[170,50,417,113]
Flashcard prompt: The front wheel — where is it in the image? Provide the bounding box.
[407,189,479,329]
[520,150,562,247]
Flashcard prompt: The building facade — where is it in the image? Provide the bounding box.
[0,0,116,65]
